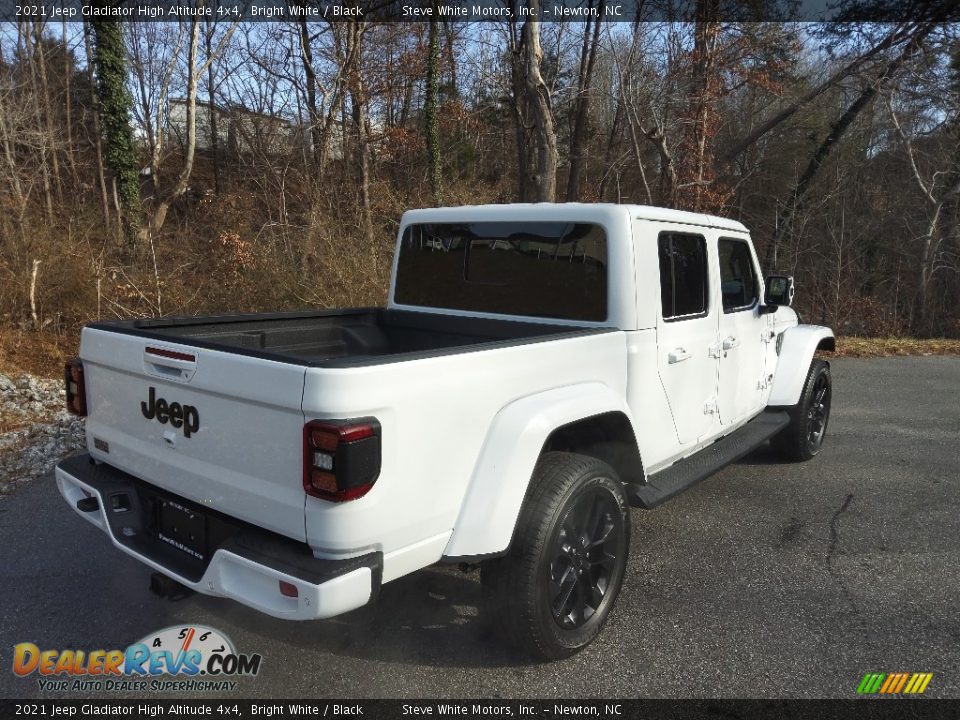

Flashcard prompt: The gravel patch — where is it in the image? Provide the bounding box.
[0,373,85,495]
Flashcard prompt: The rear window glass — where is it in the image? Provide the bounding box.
[658,232,708,319]
[394,222,608,321]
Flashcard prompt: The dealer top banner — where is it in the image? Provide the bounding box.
[1,0,957,23]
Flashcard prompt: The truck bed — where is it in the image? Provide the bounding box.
[88,308,606,368]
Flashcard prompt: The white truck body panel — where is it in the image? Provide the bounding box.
[301,330,628,567]
[768,324,835,406]
[444,381,635,559]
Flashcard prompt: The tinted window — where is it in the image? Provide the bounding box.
[394,222,607,321]
[718,238,758,312]
[659,233,708,319]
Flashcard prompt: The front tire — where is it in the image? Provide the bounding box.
[771,359,832,462]
[481,452,630,661]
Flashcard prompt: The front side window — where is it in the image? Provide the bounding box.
[658,232,708,320]
[394,222,607,321]
[718,238,759,312]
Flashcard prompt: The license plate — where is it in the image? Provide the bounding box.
[157,499,207,561]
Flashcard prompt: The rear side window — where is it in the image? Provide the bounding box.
[394,222,607,321]
[718,238,758,312]
[658,233,708,320]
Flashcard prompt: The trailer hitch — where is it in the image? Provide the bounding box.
[149,572,194,601]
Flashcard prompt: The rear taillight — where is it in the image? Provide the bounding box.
[303,419,381,502]
[65,357,87,417]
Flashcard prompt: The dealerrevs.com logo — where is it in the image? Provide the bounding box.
[12,625,262,692]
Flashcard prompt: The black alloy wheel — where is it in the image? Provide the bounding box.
[481,452,631,660]
[771,359,832,462]
[548,487,624,630]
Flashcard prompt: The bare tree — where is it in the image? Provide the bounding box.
[766,24,934,266]
[140,19,238,241]
[127,23,185,197]
[518,0,558,202]
[565,4,603,201]
[888,93,960,331]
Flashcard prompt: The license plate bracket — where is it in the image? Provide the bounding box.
[156,498,207,561]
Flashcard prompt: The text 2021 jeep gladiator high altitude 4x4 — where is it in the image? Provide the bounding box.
[57,203,834,659]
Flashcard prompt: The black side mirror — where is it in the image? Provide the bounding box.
[764,275,794,307]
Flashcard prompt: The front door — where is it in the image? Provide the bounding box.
[716,236,767,426]
[655,230,719,445]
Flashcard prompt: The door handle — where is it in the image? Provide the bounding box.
[722,336,740,350]
[668,348,691,364]
[143,346,197,383]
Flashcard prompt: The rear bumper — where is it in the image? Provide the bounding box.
[55,454,381,621]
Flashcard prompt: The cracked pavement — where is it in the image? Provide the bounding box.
[1,356,958,699]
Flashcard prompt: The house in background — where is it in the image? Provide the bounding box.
[167,99,346,160]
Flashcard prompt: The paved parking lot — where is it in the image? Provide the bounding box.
[2,356,958,699]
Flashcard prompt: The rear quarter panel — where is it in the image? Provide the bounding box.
[301,330,629,576]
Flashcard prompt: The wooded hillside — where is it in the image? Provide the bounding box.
[1,14,958,367]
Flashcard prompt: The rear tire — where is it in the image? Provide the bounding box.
[481,452,630,661]
[771,359,832,462]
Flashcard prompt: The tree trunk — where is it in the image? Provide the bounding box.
[597,92,624,201]
[205,18,220,194]
[678,0,722,212]
[141,21,201,241]
[298,20,324,170]
[21,23,54,222]
[62,18,77,183]
[139,19,237,241]
[520,2,558,203]
[566,5,603,202]
[82,20,112,233]
[31,21,64,204]
[347,24,374,253]
[508,17,530,201]
[0,95,26,214]
[90,12,143,246]
[424,12,443,204]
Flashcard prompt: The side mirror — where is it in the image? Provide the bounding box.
[764,275,794,308]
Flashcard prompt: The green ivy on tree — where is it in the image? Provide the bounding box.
[90,12,141,246]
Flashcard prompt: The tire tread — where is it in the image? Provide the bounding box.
[482,452,628,660]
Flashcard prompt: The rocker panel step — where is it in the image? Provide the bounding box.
[627,410,790,509]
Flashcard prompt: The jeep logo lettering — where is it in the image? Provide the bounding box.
[141,386,200,438]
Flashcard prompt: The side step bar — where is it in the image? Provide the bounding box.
[626,410,790,509]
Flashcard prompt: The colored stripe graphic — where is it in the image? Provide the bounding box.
[857,672,933,695]
[879,674,897,694]
[857,673,885,694]
[856,674,875,694]
[893,674,909,693]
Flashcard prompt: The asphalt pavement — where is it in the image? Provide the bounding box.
[1,356,958,699]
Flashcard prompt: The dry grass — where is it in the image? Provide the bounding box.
[2,327,958,384]
[0,328,73,378]
[833,336,960,358]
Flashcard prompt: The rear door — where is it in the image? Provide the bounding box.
[80,328,308,541]
[655,229,720,445]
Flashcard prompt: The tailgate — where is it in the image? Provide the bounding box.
[80,327,308,541]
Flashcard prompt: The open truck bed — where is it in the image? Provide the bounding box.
[88,308,597,368]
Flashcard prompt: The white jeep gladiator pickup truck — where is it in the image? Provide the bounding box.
[57,203,834,660]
